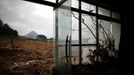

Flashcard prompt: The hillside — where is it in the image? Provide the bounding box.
[0,19,18,37]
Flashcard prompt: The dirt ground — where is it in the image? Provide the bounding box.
[0,39,54,75]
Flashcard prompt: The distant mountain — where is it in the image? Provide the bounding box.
[25,31,38,39]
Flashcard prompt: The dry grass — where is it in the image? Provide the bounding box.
[0,39,54,75]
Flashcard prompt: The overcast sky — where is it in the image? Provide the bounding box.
[0,0,54,38]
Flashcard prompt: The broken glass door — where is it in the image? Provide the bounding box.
[54,0,72,75]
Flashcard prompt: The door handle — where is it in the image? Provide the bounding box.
[65,35,72,64]
[65,35,69,62]
[68,35,71,63]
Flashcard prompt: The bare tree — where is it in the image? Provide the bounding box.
[71,7,117,64]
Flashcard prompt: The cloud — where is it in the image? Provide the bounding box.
[0,0,53,38]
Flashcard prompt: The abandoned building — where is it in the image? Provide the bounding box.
[0,0,130,75]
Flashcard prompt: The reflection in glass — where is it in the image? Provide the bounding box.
[71,46,79,65]
[82,46,96,64]
[112,22,121,50]
[72,0,78,9]
[98,7,110,17]
[58,46,66,63]
[81,2,96,13]
[98,19,121,58]
[112,11,120,19]
[72,12,79,44]
[82,14,96,44]
[55,0,71,64]
[98,19,111,46]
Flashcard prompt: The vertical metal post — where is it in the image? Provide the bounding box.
[96,6,99,63]
[11,36,15,50]
[79,0,82,65]
[55,0,58,65]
